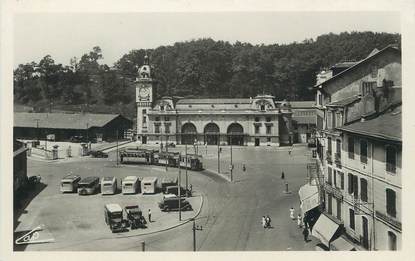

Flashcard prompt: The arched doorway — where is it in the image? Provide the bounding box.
[227,123,244,145]
[204,123,220,145]
[181,122,197,145]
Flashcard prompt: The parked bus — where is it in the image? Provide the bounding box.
[60,174,82,193]
[120,148,155,165]
[122,176,140,194]
[77,176,100,195]
[141,177,158,194]
[101,176,117,195]
[179,154,203,170]
[161,177,178,193]
[154,152,180,167]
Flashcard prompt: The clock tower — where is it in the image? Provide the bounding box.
[136,55,155,144]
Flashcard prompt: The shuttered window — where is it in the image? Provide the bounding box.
[360,140,368,163]
[348,136,355,159]
[348,173,353,194]
[349,208,355,230]
[353,175,359,199]
[360,178,368,202]
[386,189,397,217]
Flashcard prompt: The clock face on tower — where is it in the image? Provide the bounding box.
[138,84,151,101]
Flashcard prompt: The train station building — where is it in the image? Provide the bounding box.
[135,55,294,146]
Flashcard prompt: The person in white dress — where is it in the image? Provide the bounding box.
[290,207,295,220]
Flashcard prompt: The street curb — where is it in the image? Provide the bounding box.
[113,194,204,239]
[201,169,231,182]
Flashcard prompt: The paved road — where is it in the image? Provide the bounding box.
[16,145,318,251]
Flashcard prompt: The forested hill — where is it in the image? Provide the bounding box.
[14,31,400,118]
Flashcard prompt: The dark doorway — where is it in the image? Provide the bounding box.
[362,216,369,249]
[227,123,244,145]
[181,123,197,145]
[204,123,220,145]
[255,138,260,146]
[142,136,147,144]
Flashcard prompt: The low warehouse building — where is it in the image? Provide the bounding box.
[14,112,133,142]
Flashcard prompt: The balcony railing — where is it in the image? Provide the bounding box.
[326,151,332,164]
[334,152,341,166]
[386,162,396,173]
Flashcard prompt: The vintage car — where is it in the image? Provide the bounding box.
[158,194,192,212]
[124,205,147,229]
[88,150,109,158]
[164,185,191,197]
[104,203,126,233]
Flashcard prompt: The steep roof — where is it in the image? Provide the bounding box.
[326,95,361,107]
[315,45,401,88]
[14,112,129,130]
[336,105,401,142]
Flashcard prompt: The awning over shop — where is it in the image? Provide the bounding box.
[298,183,319,213]
[330,236,356,251]
[311,214,340,247]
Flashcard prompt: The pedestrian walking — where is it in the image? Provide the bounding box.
[148,209,152,223]
[262,216,266,228]
[288,149,291,156]
[266,215,272,228]
[289,207,295,220]
[302,227,309,242]
[281,171,285,179]
[297,214,302,228]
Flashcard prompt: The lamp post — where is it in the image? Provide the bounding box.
[191,218,203,251]
[185,144,188,196]
[165,134,168,172]
[116,129,119,166]
[217,136,220,173]
[230,142,233,182]
[34,119,40,143]
[178,154,182,221]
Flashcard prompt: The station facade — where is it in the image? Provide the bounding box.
[135,56,293,146]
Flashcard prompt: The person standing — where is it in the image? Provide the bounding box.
[242,164,246,172]
[262,216,266,228]
[290,207,295,220]
[148,209,152,223]
[266,215,272,228]
[297,214,302,228]
[281,171,285,179]
[302,227,309,242]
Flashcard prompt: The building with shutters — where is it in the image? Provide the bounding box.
[135,55,294,146]
[290,101,316,144]
[313,45,401,250]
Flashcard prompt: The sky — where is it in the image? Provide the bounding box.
[14,12,400,68]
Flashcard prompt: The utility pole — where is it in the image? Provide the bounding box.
[185,144,188,196]
[178,154,182,221]
[116,129,119,166]
[191,218,202,251]
[165,134,168,172]
[230,142,233,182]
[217,137,220,173]
[35,119,40,143]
